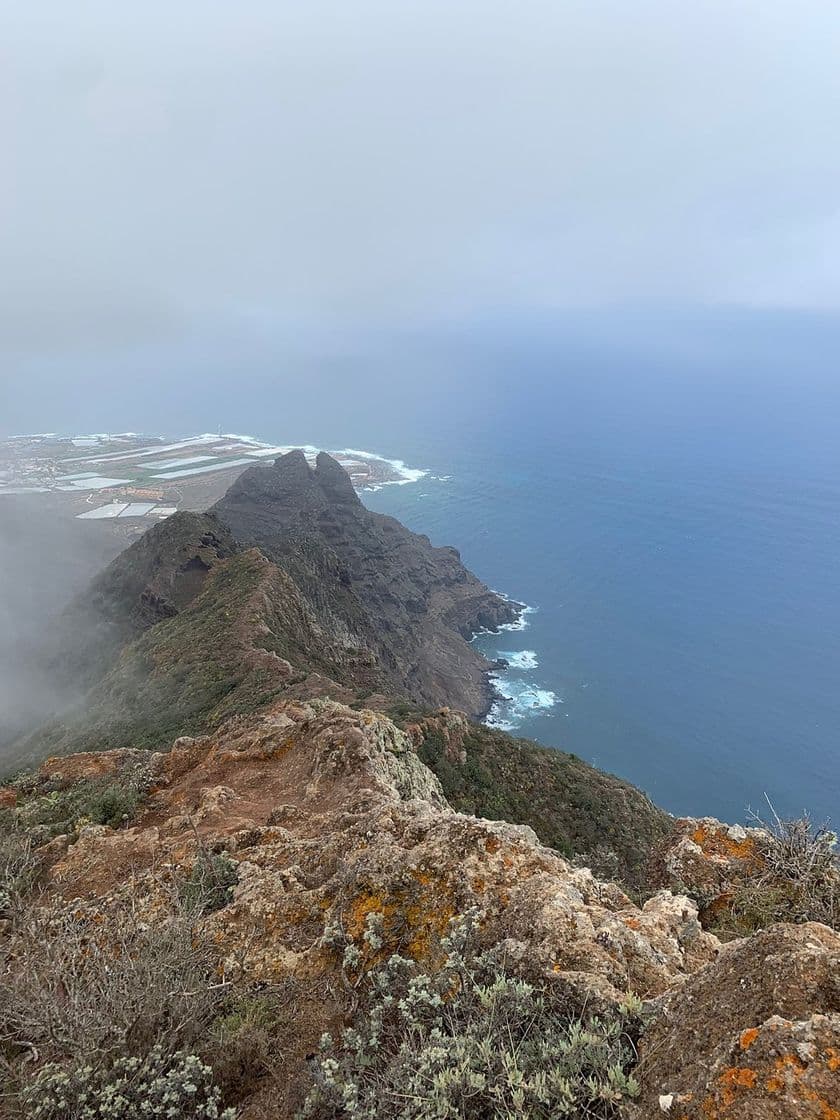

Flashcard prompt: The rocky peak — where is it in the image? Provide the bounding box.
[221,449,361,519]
[214,451,520,717]
[313,450,363,505]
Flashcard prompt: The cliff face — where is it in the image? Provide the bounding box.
[214,450,519,717]
[5,450,838,1118]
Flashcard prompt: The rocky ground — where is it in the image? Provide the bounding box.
[3,701,839,1117]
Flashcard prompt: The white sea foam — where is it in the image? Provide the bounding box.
[336,447,428,486]
[485,675,559,732]
[500,649,538,670]
[497,604,537,632]
[476,601,556,730]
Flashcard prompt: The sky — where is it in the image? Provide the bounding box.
[3,1,840,415]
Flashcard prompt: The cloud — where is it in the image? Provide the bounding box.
[4,0,840,352]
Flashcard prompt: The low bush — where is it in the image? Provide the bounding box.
[178,850,239,914]
[0,823,39,916]
[708,809,840,938]
[22,1046,234,1120]
[0,902,229,1077]
[203,992,284,1104]
[10,775,144,841]
[301,910,642,1120]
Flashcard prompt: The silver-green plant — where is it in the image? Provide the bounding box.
[301,909,641,1120]
[22,1046,235,1120]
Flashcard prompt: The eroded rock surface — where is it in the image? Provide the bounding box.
[34,702,714,998]
[214,450,520,717]
[631,923,840,1118]
[652,816,770,914]
[6,706,840,1116]
[5,701,721,1114]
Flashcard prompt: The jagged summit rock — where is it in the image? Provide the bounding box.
[222,449,360,511]
[214,450,520,716]
[14,451,520,765]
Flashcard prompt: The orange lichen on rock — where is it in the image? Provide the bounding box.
[690,823,760,863]
[628,928,840,1120]
[344,890,388,942]
[739,1027,760,1050]
[342,870,456,963]
[718,1066,758,1107]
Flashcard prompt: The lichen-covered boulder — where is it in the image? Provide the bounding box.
[30,700,719,1005]
[652,816,768,913]
[630,922,840,1117]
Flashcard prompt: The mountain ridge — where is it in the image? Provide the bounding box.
[3,450,839,1119]
[213,450,520,717]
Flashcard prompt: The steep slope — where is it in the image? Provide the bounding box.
[214,450,519,718]
[15,549,384,761]
[402,708,670,891]
[53,511,238,689]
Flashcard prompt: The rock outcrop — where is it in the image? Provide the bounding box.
[631,923,840,1118]
[4,701,718,1116]
[11,703,838,1117]
[214,450,519,717]
[652,815,770,913]
[27,702,714,997]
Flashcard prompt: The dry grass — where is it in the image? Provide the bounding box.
[709,803,840,938]
[0,851,294,1118]
[0,903,229,1074]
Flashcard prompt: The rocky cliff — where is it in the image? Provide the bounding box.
[4,706,838,1118]
[2,451,838,1119]
[213,450,519,717]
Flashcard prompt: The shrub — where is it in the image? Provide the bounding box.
[202,992,284,1104]
[178,850,239,914]
[301,910,641,1120]
[85,783,143,829]
[22,1046,234,1120]
[709,808,840,938]
[11,776,144,841]
[0,822,38,916]
[0,902,229,1075]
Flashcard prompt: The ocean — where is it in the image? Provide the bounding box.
[8,309,840,824]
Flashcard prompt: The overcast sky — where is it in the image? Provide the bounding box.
[4,0,840,370]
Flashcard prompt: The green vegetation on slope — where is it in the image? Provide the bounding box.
[406,714,671,891]
[15,552,315,760]
[14,544,389,766]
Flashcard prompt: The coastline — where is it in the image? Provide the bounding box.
[470,598,531,724]
[472,603,561,732]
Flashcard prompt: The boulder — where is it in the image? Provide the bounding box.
[631,922,840,1117]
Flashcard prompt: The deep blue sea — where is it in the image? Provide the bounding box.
[8,309,840,824]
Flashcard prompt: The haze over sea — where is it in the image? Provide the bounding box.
[7,309,840,825]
